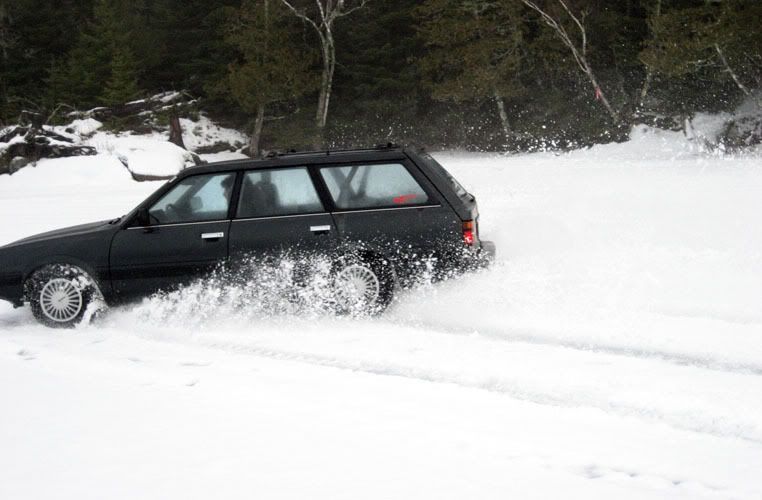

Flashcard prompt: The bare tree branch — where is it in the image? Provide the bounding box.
[335,0,370,19]
[314,0,327,26]
[558,0,586,55]
[520,0,619,122]
[638,0,662,109]
[279,0,322,34]
[45,103,77,125]
[714,43,750,97]
[714,43,761,108]
[278,0,372,130]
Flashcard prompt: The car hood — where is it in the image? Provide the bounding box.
[2,220,114,248]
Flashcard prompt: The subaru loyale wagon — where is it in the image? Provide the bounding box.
[0,145,495,327]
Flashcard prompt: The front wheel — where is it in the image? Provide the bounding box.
[333,258,395,315]
[25,264,103,328]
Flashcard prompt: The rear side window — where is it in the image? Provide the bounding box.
[320,163,430,210]
[237,167,324,219]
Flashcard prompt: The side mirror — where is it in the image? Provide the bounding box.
[136,207,151,227]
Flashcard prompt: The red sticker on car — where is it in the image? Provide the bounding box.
[393,194,418,204]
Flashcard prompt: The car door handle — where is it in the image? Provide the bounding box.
[310,225,331,234]
[201,232,225,240]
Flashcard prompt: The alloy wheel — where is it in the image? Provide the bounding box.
[39,278,84,323]
[334,264,381,310]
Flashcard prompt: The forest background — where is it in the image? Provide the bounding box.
[1,0,760,154]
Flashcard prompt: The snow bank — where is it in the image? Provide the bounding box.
[2,102,248,180]
[87,134,196,177]
[179,114,247,152]
[79,113,247,177]
[0,155,160,245]
[65,118,103,136]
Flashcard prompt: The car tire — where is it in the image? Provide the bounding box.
[332,256,395,315]
[25,264,103,328]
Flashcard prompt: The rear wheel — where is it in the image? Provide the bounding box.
[333,257,395,315]
[26,265,103,328]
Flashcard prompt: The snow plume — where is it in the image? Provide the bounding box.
[126,255,339,326]
[108,250,455,329]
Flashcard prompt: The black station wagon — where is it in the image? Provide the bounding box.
[0,145,495,327]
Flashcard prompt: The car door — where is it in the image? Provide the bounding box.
[110,172,236,298]
[316,161,459,261]
[228,166,338,265]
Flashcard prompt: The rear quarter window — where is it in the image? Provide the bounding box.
[418,153,471,201]
[320,163,430,210]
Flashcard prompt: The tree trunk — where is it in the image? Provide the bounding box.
[0,2,13,62]
[278,0,369,132]
[249,104,266,157]
[494,93,512,144]
[638,0,662,110]
[168,113,186,150]
[582,64,618,122]
[19,110,44,130]
[638,72,653,110]
[316,35,336,130]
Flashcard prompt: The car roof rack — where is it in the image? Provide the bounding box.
[264,143,401,159]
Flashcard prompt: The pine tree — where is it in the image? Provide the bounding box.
[639,0,762,111]
[418,0,526,144]
[151,0,239,94]
[100,46,141,106]
[331,0,425,145]
[1,0,92,120]
[221,0,315,155]
[67,0,121,106]
[50,0,145,109]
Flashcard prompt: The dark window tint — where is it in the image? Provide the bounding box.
[237,167,323,219]
[320,163,429,210]
[149,173,235,224]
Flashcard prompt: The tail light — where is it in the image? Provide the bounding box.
[462,220,476,246]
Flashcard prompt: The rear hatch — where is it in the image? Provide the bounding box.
[413,152,483,246]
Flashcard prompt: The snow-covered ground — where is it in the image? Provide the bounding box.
[1,126,762,499]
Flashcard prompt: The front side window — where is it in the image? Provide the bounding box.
[319,163,430,210]
[149,173,235,224]
[237,167,324,219]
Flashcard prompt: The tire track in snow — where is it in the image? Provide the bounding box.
[170,334,762,445]
[386,318,762,376]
